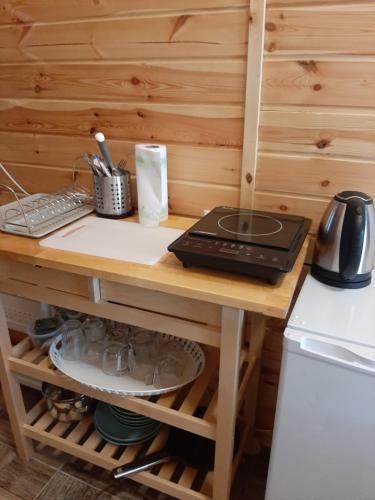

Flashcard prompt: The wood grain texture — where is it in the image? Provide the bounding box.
[0,61,246,104]
[259,107,375,159]
[268,0,371,6]
[0,0,248,24]
[262,59,375,108]
[265,8,375,55]
[0,163,239,217]
[0,132,241,186]
[0,10,248,62]
[0,100,243,147]
[257,153,375,198]
[254,190,329,233]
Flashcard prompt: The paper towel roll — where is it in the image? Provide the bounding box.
[135,144,168,227]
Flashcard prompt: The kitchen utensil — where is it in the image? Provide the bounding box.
[93,170,133,219]
[168,206,311,284]
[312,191,375,289]
[113,407,239,479]
[49,333,205,396]
[26,319,63,354]
[95,132,115,173]
[42,382,95,422]
[40,217,184,266]
[0,188,94,238]
[61,319,83,361]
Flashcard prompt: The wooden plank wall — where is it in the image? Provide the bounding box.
[0,0,250,217]
[255,0,375,444]
[254,0,375,234]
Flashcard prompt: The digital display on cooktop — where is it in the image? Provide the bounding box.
[189,207,304,250]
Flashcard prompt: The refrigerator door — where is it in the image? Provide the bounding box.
[266,328,375,500]
[288,272,375,349]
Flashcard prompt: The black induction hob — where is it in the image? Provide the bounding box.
[168,207,311,284]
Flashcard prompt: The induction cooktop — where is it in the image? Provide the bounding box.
[168,207,311,284]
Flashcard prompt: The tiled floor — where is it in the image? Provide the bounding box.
[0,388,269,499]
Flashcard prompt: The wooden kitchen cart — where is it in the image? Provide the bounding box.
[0,215,307,500]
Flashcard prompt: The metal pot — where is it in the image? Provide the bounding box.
[42,382,95,422]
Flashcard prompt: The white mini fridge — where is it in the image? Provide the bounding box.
[265,273,375,500]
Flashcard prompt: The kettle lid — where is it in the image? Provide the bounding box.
[335,191,373,205]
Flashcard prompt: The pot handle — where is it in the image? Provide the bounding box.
[113,450,175,479]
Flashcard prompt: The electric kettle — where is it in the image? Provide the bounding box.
[312,191,375,288]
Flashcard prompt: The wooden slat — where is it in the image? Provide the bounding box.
[100,281,222,326]
[11,337,31,358]
[0,0,248,24]
[0,61,245,104]
[65,418,93,444]
[268,0,366,6]
[0,132,242,187]
[0,260,89,298]
[262,59,375,108]
[254,190,329,233]
[239,0,266,208]
[265,9,375,55]
[0,11,248,62]
[0,100,243,147]
[259,107,375,159]
[257,152,375,199]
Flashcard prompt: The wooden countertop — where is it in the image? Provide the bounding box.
[0,214,308,318]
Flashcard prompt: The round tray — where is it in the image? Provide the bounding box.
[49,334,205,396]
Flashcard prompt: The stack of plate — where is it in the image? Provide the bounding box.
[94,402,161,445]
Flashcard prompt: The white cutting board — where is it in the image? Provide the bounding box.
[40,216,183,265]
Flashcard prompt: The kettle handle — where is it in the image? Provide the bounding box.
[339,198,366,280]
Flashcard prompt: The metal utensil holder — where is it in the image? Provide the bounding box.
[94,169,133,219]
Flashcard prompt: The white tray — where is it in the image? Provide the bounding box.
[49,334,205,396]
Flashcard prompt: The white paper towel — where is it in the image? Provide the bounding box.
[135,144,168,227]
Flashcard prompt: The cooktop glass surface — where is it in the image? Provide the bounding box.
[190,208,304,250]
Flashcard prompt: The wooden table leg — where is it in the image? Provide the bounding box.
[0,298,33,460]
[244,312,266,453]
[213,306,244,500]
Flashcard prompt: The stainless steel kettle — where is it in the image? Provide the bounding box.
[312,191,375,288]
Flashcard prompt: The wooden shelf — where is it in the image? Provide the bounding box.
[9,337,256,441]
[24,398,213,500]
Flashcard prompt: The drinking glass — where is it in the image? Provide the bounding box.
[102,342,129,376]
[128,329,158,385]
[81,318,106,364]
[61,319,84,361]
[153,341,187,389]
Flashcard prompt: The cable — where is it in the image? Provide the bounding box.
[0,161,29,195]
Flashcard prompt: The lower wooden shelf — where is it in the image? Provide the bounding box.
[9,336,256,500]
[25,398,213,500]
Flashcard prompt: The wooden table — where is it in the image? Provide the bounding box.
[0,215,308,500]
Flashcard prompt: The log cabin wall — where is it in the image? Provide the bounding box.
[255,0,375,444]
[254,0,375,234]
[0,0,252,216]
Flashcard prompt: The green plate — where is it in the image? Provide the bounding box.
[95,402,160,443]
[110,407,151,420]
[95,421,160,446]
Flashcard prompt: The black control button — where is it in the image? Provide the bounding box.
[219,248,240,255]
[256,254,265,260]
[272,257,279,262]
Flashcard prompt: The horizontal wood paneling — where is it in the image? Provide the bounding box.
[0,132,241,186]
[0,61,246,104]
[0,0,248,23]
[265,9,375,55]
[257,153,375,198]
[268,0,369,6]
[262,60,375,108]
[254,191,329,232]
[0,10,248,62]
[0,100,243,146]
[0,163,239,217]
[259,107,375,159]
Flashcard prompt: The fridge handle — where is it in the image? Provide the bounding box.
[300,337,375,370]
